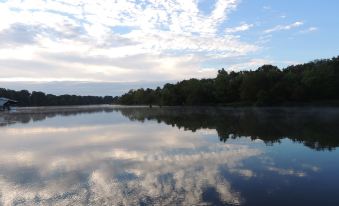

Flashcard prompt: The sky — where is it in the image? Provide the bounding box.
[0,0,338,96]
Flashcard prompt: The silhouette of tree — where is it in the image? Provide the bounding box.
[116,56,339,106]
[0,89,116,106]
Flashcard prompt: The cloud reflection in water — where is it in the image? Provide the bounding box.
[0,109,261,205]
[1,107,339,206]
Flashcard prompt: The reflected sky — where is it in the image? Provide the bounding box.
[0,107,339,205]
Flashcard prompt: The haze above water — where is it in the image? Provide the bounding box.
[0,106,339,206]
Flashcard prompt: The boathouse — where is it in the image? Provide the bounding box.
[0,97,18,110]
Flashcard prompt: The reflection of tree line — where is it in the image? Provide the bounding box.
[2,107,338,151]
[0,107,115,127]
[114,107,339,151]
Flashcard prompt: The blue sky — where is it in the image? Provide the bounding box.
[231,0,339,64]
[0,0,338,96]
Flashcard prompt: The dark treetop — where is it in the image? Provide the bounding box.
[1,56,338,107]
[117,56,339,106]
[0,89,117,106]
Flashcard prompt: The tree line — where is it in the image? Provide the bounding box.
[0,88,116,106]
[1,56,338,107]
[117,56,339,106]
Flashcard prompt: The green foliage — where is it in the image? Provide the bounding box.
[0,89,117,106]
[1,56,338,107]
[116,56,339,106]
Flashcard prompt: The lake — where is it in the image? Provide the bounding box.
[0,106,339,206]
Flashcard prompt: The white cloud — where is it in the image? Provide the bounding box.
[0,0,258,83]
[300,27,318,34]
[225,23,254,33]
[264,21,304,33]
[226,58,272,71]
[263,6,271,10]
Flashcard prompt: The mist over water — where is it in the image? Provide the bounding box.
[0,106,339,205]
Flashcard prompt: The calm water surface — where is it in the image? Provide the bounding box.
[0,106,339,205]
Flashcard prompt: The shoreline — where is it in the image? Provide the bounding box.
[1,104,339,114]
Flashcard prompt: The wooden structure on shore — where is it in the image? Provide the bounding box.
[0,97,18,111]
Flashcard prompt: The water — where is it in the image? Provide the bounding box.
[0,106,339,206]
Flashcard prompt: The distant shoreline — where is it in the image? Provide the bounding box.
[1,104,339,113]
[117,56,339,107]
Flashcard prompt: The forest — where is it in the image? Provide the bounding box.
[117,56,339,106]
[0,88,116,106]
[1,56,338,107]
